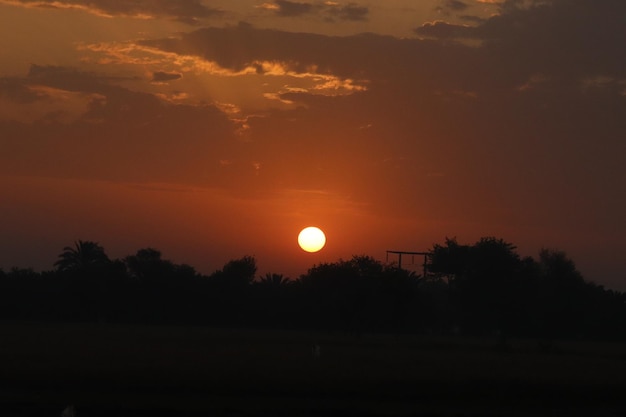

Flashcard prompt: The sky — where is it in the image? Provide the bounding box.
[0,0,625,289]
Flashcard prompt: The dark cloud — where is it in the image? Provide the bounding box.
[0,65,239,185]
[414,20,476,39]
[140,25,426,81]
[26,64,138,91]
[416,0,626,79]
[434,0,470,17]
[266,1,369,22]
[2,0,223,24]
[0,77,40,103]
[152,71,182,82]
[442,0,469,11]
[327,3,369,21]
[131,13,626,251]
[139,23,337,74]
[274,0,314,17]
[459,15,486,23]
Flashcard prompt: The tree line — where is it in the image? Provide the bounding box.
[1,237,625,341]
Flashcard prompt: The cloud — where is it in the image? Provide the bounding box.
[125,13,623,116]
[256,3,280,12]
[77,36,367,112]
[124,24,369,100]
[3,4,626,223]
[0,77,103,123]
[0,0,223,24]
[137,23,376,78]
[446,0,469,10]
[326,3,369,21]
[415,0,626,80]
[459,15,487,23]
[0,77,40,103]
[274,0,314,17]
[140,17,624,231]
[414,20,475,39]
[438,0,470,12]
[261,0,369,21]
[151,71,182,83]
[0,65,242,184]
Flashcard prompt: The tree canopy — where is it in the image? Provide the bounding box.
[0,237,624,341]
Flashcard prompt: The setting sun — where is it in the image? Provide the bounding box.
[298,227,326,253]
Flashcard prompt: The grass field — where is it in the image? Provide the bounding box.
[1,321,625,416]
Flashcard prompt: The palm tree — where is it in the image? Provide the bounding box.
[54,240,110,272]
[257,273,291,288]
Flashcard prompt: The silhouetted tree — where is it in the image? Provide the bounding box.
[250,273,296,328]
[2,236,625,338]
[415,275,455,334]
[54,240,110,273]
[123,248,199,323]
[299,255,419,333]
[428,237,471,282]
[203,256,257,325]
[0,267,52,320]
[376,265,420,333]
[53,241,116,322]
[125,248,172,281]
[210,255,257,290]
[257,273,291,288]
[581,283,626,340]
[224,255,257,283]
[299,257,365,331]
[428,237,528,340]
[534,248,588,341]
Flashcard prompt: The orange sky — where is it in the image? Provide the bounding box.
[1,0,625,289]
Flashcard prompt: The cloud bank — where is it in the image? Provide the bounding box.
[0,0,223,24]
[260,0,369,21]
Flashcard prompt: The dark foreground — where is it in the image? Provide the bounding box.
[2,322,626,417]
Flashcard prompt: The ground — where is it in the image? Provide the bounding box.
[1,322,625,416]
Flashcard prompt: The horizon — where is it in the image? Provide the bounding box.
[3,233,621,294]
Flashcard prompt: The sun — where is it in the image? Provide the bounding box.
[298,226,326,253]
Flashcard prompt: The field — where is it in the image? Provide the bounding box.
[1,321,626,416]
